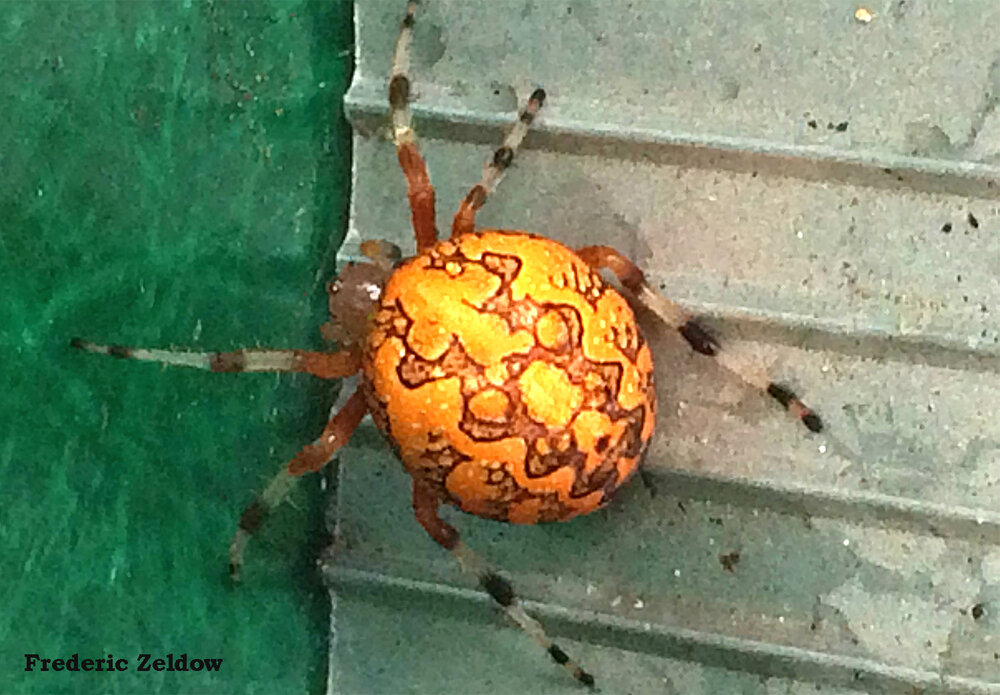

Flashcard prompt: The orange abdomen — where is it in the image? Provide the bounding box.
[362,230,656,524]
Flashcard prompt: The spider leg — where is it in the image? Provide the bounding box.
[451,87,546,238]
[229,388,368,581]
[575,245,823,433]
[70,338,360,379]
[70,337,365,578]
[390,1,437,251]
[411,480,596,688]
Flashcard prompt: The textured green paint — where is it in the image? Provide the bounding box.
[1,2,352,693]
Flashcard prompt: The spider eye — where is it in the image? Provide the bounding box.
[363,283,382,301]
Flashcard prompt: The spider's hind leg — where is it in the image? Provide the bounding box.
[575,245,823,433]
[411,480,596,688]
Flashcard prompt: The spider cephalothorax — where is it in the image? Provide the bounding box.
[362,230,656,524]
[71,2,823,688]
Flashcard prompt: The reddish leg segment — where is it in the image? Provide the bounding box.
[451,87,546,238]
[411,480,596,688]
[70,338,361,379]
[70,336,366,579]
[389,1,437,251]
[230,389,368,580]
[576,245,823,433]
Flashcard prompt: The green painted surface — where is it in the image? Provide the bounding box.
[1,2,352,693]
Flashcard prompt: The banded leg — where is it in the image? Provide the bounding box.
[230,389,368,580]
[451,87,546,238]
[411,480,595,688]
[575,245,823,433]
[389,1,437,251]
[70,338,361,380]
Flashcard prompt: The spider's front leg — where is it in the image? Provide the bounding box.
[411,480,596,689]
[389,1,437,251]
[231,250,399,579]
[390,2,546,243]
[70,336,367,579]
[451,87,546,238]
[229,388,367,581]
[576,245,824,433]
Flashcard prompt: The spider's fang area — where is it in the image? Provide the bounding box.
[480,571,515,607]
[679,320,718,356]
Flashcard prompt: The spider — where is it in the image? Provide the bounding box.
[72,1,822,688]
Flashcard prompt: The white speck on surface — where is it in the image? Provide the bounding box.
[821,521,950,576]
[634,598,644,609]
[673,569,681,577]
[611,595,622,608]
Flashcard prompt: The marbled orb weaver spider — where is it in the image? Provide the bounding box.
[72,1,824,688]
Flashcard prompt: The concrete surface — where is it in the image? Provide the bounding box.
[328,1,1000,693]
